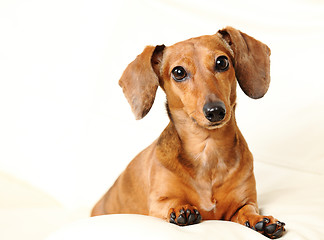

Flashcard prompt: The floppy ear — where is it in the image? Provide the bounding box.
[119,45,165,120]
[217,27,271,99]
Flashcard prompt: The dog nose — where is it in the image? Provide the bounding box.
[203,101,226,123]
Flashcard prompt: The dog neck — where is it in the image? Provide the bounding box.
[166,106,241,179]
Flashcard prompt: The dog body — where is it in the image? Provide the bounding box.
[92,27,285,238]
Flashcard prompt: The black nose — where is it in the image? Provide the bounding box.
[203,101,226,123]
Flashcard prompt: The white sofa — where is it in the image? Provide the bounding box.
[1,0,324,240]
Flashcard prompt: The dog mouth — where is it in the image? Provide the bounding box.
[206,121,226,129]
[209,122,222,127]
[190,117,226,129]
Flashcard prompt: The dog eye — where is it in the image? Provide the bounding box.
[171,66,188,82]
[215,56,229,72]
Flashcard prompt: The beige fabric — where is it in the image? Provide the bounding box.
[46,161,324,240]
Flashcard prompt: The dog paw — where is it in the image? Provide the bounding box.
[245,216,286,239]
[168,205,202,226]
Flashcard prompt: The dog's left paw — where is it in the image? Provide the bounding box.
[245,216,286,239]
[168,204,202,226]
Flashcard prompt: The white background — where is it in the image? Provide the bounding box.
[1,0,324,213]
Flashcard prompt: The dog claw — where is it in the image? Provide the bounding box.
[170,217,176,224]
[255,220,265,231]
[169,206,201,226]
[265,224,277,234]
[272,228,284,239]
[187,213,196,224]
[169,212,176,224]
[194,210,202,224]
[177,214,186,225]
[194,209,200,216]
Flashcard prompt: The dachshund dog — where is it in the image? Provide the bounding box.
[91,26,285,239]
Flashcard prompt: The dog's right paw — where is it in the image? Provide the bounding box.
[168,205,202,226]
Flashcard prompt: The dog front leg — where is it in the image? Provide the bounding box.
[149,195,202,226]
[231,203,285,239]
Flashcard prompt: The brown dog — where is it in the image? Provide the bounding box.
[91,27,285,239]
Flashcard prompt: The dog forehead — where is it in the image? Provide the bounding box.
[163,34,230,63]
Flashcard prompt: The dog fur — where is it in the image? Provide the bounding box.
[91,26,285,239]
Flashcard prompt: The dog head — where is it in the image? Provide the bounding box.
[119,27,271,129]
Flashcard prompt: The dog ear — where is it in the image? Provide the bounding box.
[119,45,165,120]
[217,27,271,99]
